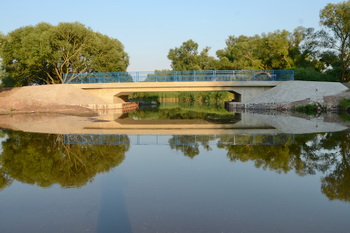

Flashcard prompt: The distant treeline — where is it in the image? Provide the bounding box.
[129,91,234,103]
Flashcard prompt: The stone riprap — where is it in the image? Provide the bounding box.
[228,81,349,111]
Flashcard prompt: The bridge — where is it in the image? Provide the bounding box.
[66,70,294,104]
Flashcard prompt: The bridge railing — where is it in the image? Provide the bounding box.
[64,70,294,83]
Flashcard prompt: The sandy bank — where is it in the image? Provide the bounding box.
[0,84,109,115]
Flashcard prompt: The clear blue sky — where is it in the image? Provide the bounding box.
[0,0,343,71]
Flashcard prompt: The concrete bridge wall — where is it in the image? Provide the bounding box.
[71,81,284,104]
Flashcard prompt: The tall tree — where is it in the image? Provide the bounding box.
[0,22,129,86]
[167,39,216,70]
[320,1,350,82]
[216,31,299,70]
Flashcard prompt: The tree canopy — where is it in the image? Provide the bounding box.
[167,40,216,71]
[0,22,129,86]
[320,0,350,82]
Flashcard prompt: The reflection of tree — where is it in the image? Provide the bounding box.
[169,135,215,158]
[0,131,129,189]
[128,103,238,123]
[319,132,350,202]
[217,131,350,202]
[217,134,316,175]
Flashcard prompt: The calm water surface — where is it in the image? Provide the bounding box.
[0,104,349,233]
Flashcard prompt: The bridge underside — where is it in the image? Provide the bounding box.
[71,81,284,104]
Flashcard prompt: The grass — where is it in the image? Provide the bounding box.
[339,98,350,111]
[292,104,320,115]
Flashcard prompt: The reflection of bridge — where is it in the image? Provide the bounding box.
[68,70,294,104]
[64,134,295,146]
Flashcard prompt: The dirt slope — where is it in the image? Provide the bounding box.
[0,84,108,115]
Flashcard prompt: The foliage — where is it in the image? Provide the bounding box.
[320,1,350,82]
[167,40,217,70]
[291,104,320,115]
[339,98,350,111]
[294,67,339,82]
[215,30,310,70]
[130,91,234,103]
[0,22,129,86]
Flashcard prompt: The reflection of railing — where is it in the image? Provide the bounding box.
[64,134,295,146]
[64,70,294,83]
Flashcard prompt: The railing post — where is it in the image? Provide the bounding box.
[194,71,196,81]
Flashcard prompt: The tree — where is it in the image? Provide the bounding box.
[0,22,129,86]
[167,39,216,70]
[216,31,298,70]
[216,35,262,70]
[320,1,350,82]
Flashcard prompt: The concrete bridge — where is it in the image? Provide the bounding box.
[67,70,294,104]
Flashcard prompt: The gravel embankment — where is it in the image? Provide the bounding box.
[246,81,349,105]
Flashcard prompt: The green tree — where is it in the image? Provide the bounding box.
[216,31,298,70]
[320,1,350,82]
[0,22,129,86]
[167,39,216,70]
[216,35,262,70]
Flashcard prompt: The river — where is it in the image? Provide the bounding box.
[0,103,349,233]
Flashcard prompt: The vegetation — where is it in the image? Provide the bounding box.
[320,1,350,82]
[0,22,129,86]
[339,98,350,111]
[291,104,320,115]
[129,91,234,104]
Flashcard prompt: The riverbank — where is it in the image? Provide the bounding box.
[0,85,138,116]
[227,81,350,112]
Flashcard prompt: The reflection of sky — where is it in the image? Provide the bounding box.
[0,134,7,155]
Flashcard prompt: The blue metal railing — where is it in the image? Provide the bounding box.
[63,70,294,84]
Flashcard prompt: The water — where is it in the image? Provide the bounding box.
[0,104,350,233]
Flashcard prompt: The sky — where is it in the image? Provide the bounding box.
[0,0,344,71]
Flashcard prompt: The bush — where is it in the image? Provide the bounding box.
[294,68,339,82]
[339,98,350,112]
[292,104,319,115]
